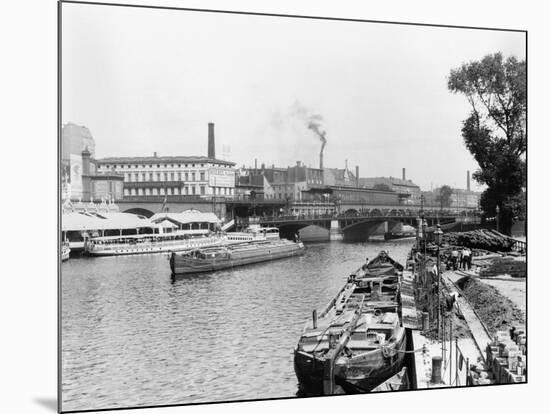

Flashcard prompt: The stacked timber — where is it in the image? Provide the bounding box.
[479,257,526,278]
[442,229,515,252]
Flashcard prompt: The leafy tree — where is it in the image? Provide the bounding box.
[448,52,526,234]
[435,185,453,208]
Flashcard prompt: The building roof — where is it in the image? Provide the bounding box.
[62,211,154,231]
[97,156,235,166]
[150,209,220,225]
[359,176,420,189]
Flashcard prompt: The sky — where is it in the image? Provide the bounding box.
[61,3,526,192]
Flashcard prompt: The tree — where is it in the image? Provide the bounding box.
[448,52,526,234]
[435,185,453,208]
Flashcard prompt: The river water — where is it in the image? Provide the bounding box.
[61,239,414,411]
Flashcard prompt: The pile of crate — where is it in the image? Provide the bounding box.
[484,326,526,384]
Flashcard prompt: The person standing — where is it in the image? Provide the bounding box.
[451,248,459,270]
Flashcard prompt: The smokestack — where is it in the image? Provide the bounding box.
[208,123,215,159]
[355,166,359,187]
[254,158,258,172]
[402,168,406,181]
[467,170,471,191]
[319,143,325,170]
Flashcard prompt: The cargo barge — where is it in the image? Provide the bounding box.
[169,239,305,275]
[294,250,407,394]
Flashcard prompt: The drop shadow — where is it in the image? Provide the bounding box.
[33,397,57,412]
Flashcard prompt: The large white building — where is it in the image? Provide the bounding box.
[96,123,236,199]
[97,155,235,198]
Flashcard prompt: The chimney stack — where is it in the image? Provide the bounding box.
[208,123,215,159]
[355,165,360,187]
[402,167,406,181]
[467,170,471,191]
[153,151,158,158]
[254,158,258,172]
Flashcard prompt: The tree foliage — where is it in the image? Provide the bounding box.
[448,52,526,234]
[436,185,453,208]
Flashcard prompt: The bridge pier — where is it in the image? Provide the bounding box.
[329,220,343,241]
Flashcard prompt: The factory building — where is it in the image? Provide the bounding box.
[96,123,236,199]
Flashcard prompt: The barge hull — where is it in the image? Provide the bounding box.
[171,244,304,274]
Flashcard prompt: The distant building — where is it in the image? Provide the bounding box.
[359,175,421,204]
[62,123,124,202]
[422,187,481,209]
[96,123,236,200]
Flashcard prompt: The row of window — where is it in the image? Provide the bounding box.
[123,187,234,197]
[102,162,231,170]
[124,171,208,182]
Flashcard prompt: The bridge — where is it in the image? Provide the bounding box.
[115,196,481,242]
[240,211,481,242]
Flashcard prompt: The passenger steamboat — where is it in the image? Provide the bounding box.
[85,229,274,257]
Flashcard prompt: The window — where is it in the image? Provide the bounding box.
[138,188,143,196]
[171,172,175,181]
[160,188,165,195]
[185,187,189,195]
[185,172,189,181]
[167,188,172,195]
[145,188,150,196]
[174,188,179,195]
[178,172,182,181]
[142,173,146,181]
[124,189,129,196]
[191,172,196,181]
[200,172,205,181]
[192,186,196,195]
[134,173,138,181]
[131,188,136,196]
[200,186,205,195]
[153,188,158,196]
[156,172,161,181]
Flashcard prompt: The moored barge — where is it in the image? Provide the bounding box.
[169,239,305,275]
[294,251,407,394]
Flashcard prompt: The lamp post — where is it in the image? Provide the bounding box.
[495,205,500,233]
[434,224,443,339]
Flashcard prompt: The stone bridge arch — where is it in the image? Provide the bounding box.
[275,221,331,241]
[341,218,407,242]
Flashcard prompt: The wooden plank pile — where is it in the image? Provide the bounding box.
[479,257,526,278]
[442,229,515,252]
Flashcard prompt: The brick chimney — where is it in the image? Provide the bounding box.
[208,123,215,159]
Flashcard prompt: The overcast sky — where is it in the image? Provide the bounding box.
[61,3,525,191]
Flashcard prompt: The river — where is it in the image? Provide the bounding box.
[61,238,414,411]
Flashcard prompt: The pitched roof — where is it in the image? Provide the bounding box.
[97,156,235,166]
